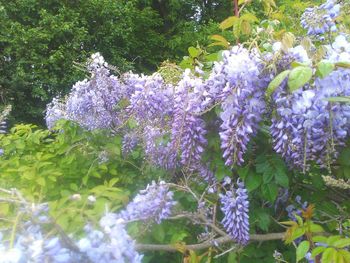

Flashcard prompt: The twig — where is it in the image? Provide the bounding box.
[135,232,285,252]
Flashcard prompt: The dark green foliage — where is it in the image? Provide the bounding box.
[0,0,232,124]
[0,0,167,123]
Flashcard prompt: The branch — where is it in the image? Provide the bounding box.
[135,232,285,252]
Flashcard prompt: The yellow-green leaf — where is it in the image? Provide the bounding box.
[188,47,199,58]
[322,248,337,263]
[210,34,229,44]
[316,61,335,78]
[333,238,350,248]
[311,246,326,259]
[313,236,328,243]
[309,223,324,233]
[266,70,290,98]
[220,16,239,30]
[240,13,259,23]
[280,220,298,226]
[325,96,350,103]
[281,32,295,51]
[335,61,350,68]
[288,66,313,92]
[297,241,310,262]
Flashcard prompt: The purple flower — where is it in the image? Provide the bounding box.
[122,132,138,156]
[220,180,249,245]
[117,181,177,224]
[212,46,267,166]
[169,71,207,169]
[198,165,217,188]
[300,0,341,37]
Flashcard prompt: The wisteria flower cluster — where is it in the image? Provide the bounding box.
[201,46,267,166]
[77,215,143,263]
[286,195,308,222]
[117,181,177,224]
[220,179,249,245]
[0,200,143,263]
[46,53,129,130]
[169,71,207,169]
[270,35,350,171]
[44,1,350,184]
[301,0,340,37]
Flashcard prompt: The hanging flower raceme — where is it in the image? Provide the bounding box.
[0,200,144,263]
[122,132,139,156]
[126,73,174,127]
[325,35,350,63]
[65,54,128,130]
[143,125,176,169]
[300,0,340,37]
[45,98,67,130]
[169,70,207,169]
[269,37,350,171]
[117,181,177,224]
[214,46,266,166]
[270,83,316,170]
[78,215,143,263]
[220,179,249,245]
[310,69,350,166]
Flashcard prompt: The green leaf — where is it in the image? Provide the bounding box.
[210,35,229,48]
[309,223,324,233]
[208,42,229,48]
[339,250,350,262]
[288,66,313,92]
[335,61,350,68]
[237,166,250,180]
[333,238,350,248]
[205,52,219,62]
[240,13,259,23]
[261,183,278,202]
[291,61,310,68]
[0,203,9,216]
[328,235,342,246]
[266,70,290,98]
[280,220,298,226]
[256,210,271,231]
[296,241,310,262]
[263,170,274,183]
[244,172,262,192]
[324,96,350,103]
[188,47,199,58]
[152,224,165,242]
[322,248,337,263]
[219,16,239,30]
[170,231,188,244]
[37,177,46,187]
[215,164,231,181]
[275,169,289,187]
[294,215,303,226]
[311,246,326,259]
[189,250,199,263]
[312,236,327,244]
[290,227,306,242]
[316,61,335,78]
[227,252,237,263]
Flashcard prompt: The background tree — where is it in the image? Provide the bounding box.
[0,0,232,124]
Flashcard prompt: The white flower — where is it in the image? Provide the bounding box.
[272,42,282,52]
[71,194,81,201]
[87,195,96,203]
[0,248,22,263]
[290,45,311,65]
